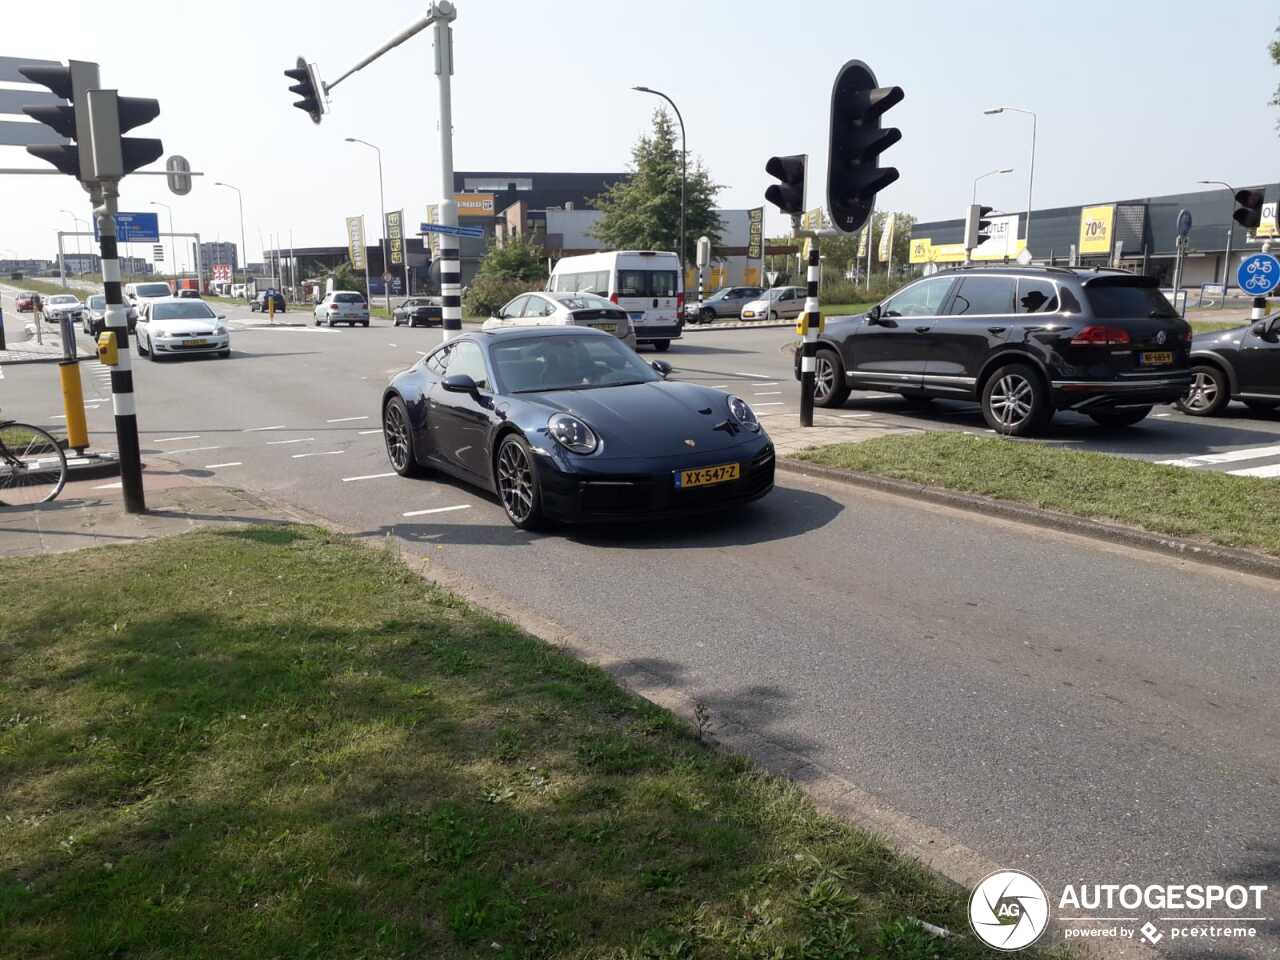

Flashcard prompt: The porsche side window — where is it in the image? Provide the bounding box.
[426,345,452,375]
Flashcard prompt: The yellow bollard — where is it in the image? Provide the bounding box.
[59,360,90,452]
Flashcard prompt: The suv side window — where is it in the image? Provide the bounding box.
[526,296,553,318]
[1016,278,1060,313]
[947,276,1016,316]
[502,295,529,319]
[883,277,954,317]
[447,341,490,391]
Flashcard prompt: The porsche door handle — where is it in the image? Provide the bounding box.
[914,326,932,334]
[987,326,1007,334]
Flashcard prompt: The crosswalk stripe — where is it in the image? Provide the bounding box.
[1157,443,1280,468]
[1227,463,1280,478]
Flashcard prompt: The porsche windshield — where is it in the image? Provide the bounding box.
[492,334,660,393]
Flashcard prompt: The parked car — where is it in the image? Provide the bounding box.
[314,290,369,327]
[41,294,84,324]
[797,265,1194,436]
[14,291,35,312]
[741,286,805,321]
[1177,313,1280,417]
[381,327,773,529]
[546,250,683,351]
[392,297,443,327]
[250,290,286,313]
[124,281,174,309]
[176,289,203,299]
[483,291,636,348]
[82,294,137,336]
[135,297,230,360]
[687,286,763,323]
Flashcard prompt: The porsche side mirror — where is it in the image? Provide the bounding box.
[651,360,672,377]
[216,314,226,320]
[442,374,480,397]
[1252,322,1267,337]
[866,304,882,323]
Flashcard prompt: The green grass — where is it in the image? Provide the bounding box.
[797,432,1280,556]
[1189,318,1248,335]
[0,526,1022,960]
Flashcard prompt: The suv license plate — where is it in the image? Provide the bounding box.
[1140,351,1173,366]
[676,463,740,488]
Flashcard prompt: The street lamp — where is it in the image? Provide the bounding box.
[971,168,1014,205]
[59,209,87,278]
[1198,179,1236,297]
[984,106,1037,253]
[632,85,687,285]
[346,136,392,315]
[150,200,177,283]
[214,181,248,295]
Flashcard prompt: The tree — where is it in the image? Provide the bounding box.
[477,233,547,284]
[590,109,723,264]
[332,260,365,296]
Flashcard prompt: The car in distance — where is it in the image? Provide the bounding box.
[124,281,174,310]
[14,291,36,312]
[41,293,84,324]
[547,250,683,351]
[314,290,369,327]
[688,286,764,324]
[250,290,286,313]
[392,297,443,327]
[135,297,230,360]
[798,266,1193,436]
[1177,312,1280,417]
[483,291,637,348]
[82,294,137,336]
[741,286,806,321]
[381,327,774,529]
[176,288,203,300]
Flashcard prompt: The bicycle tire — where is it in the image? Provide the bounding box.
[0,422,68,506]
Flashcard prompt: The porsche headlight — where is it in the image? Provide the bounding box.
[727,395,760,431]
[548,413,598,454]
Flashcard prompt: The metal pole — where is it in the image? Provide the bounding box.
[799,234,820,427]
[1025,112,1036,251]
[436,6,462,343]
[375,146,390,315]
[94,183,145,514]
[57,230,67,288]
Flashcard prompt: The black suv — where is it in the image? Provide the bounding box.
[797,266,1193,435]
[250,290,286,313]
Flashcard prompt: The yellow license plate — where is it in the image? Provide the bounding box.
[591,322,617,333]
[1140,351,1173,366]
[184,339,209,347]
[742,311,755,318]
[676,463,740,488]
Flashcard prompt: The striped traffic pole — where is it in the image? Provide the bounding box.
[95,199,146,513]
[439,237,461,341]
[799,239,820,427]
[697,265,704,322]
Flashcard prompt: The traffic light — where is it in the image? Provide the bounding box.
[964,205,994,250]
[1234,189,1265,230]
[84,90,163,180]
[285,57,326,124]
[18,60,97,179]
[764,154,806,215]
[827,60,903,234]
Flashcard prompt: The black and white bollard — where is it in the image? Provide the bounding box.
[440,240,461,342]
[799,240,820,427]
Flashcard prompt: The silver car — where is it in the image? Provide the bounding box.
[41,293,83,325]
[484,291,636,348]
[687,286,763,324]
[740,286,806,321]
[83,294,138,336]
[135,297,230,360]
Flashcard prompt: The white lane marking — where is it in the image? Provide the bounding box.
[155,435,200,443]
[754,402,785,407]
[358,429,382,435]
[1154,413,1172,418]
[402,504,471,517]
[708,384,728,388]
[1157,443,1280,468]
[342,472,396,482]
[752,382,780,386]
[292,450,344,459]
[166,445,221,455]
[840,413,874,419]
[1228,463,1280,478]
[416,350,428,356]
[50,414,66,419]
[267,437,315,445]
[244,424,287,432]
[93,481,123,489]
[205,461,243,469]
[326,415,369,423]
[732,371,773,379]
[753,391,782,396]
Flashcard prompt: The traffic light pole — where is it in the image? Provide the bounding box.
[93,182,146,514]
[798,229,820,428]
[434,8,462,343]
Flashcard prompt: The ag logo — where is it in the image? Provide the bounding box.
[968,869,1050,951]
[1155,330,1167,346]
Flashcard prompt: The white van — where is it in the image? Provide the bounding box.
[124,281,174,308]
[547,250,683,351]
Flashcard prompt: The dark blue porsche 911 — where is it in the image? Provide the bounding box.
[381,327,775,528]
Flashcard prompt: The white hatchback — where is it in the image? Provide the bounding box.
[483,291,636,348]
[314,291,370,327]
[135,297,230,360]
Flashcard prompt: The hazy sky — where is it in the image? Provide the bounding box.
[2,0,1277,271]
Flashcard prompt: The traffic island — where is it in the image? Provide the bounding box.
[0,525,1013,959]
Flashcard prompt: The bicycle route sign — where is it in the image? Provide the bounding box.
[1237,253,1280,297]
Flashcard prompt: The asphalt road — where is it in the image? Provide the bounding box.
[4,306,1279,955]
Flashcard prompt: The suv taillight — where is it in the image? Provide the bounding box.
[676,292,685,312]
[609,293,619,305]
[1070,324,1131,346]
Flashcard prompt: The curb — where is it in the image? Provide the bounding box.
[0,351,96,366]
[777,457,1280,582]
[66,454,123,482]
[684,320,795,332]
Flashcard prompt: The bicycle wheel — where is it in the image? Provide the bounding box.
[0,422,68,506]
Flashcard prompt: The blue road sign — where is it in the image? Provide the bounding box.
[92,212,161,243]
[419,222,484,239]
[1237,253,1280,297]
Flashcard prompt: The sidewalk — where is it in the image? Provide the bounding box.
[1,317,96,365]
[0,468,288,558]
[763,409,913,457]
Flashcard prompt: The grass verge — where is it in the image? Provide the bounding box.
[0,526,1011,960]
[796,432,1280,557]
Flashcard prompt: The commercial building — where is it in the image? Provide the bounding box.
[199,241,238,272]
[2,258,54,277]
[910,184,1278,292]
[61,253,101,274]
